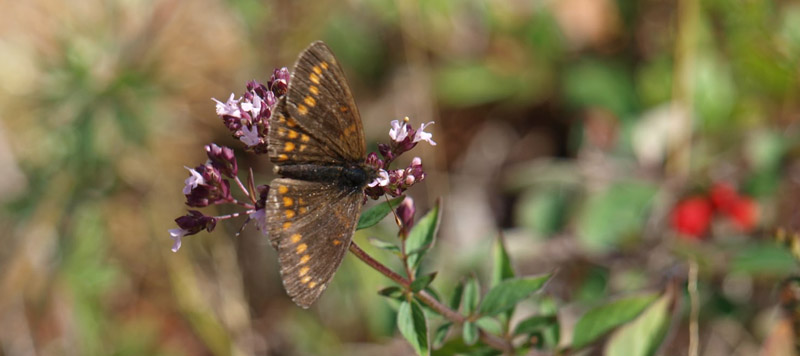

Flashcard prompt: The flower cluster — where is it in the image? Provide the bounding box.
[169,69,435,252]
[213,68,289,153]
[364,117,435,199]
[670,182,759,240]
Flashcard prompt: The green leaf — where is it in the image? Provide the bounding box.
[368,237,401,253]
[462,321,478,346]
[398,300,429,356]
[576,182,657,252]
[572,294,658,349]
[475,317,502,335]
[406,200,441,269]
[462,275,480,316]
[604,292,673,356]
[563,59,639,120]
[433,322,452,348]
[450,280,465,311]
[378,286,405,300]
[477,275,551,316]
[491,234,515,287]
[731,243,798,276]
[411,272,438,293]
[513,315,558,335]
[357,196,405,230]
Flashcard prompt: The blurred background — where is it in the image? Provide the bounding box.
[1,0,800,355]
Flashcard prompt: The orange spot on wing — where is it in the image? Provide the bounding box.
[300,255,311,264]
[308,281,317,288]
[299,207,307,214]
[285,210,295,219]
[309,86,319,95]
[287,130,299,139]
[297,104,308,115]
[309,73,320,84]
[300,134,310,143]
[283,197,294,207]
[296,243,307,254]
[284,142,296,152]
[332,239,342,246]
[339,106,349,113]
[278,185,288,194]
[299,266,310,277]
[320,61,329,70]
[290,233,302,243]
[312,65,322,74]
[299,144,307,152]
[304,96,316,107]
[301,276,312,284]
[277,154,288,161]
[283,222,292,229]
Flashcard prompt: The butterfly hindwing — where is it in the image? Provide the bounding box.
[266,178,363,308]
[279,41,366,164]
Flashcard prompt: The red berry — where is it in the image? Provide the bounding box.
[710,182,738,213]
[671,197,713,239]
[726,197,758,232]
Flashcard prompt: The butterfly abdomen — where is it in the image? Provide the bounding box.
[276,163,375,190]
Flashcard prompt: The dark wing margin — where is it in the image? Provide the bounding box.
[275,41,366,164]
[266,178,363,308]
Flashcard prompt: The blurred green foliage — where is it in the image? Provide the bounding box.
[1,0,799,355]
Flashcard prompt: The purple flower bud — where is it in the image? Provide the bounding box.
[206,144,238,178]
[397,197,415,231]
[365,152,384,170]
[185,164,232,207]
[170,210,217,252]
[378,143,393,162]
[269,67,290,96]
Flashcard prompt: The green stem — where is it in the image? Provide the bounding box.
[348,242,513,353]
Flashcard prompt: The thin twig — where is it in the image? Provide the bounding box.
[688,258,699,356]
[348,242,514,353]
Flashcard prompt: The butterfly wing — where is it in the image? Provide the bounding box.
[266,178,363,308]
[268,41,366,165]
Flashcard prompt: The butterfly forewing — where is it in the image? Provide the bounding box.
[266,178,363,308]
[266,41,373,308]
[278,41,366,163]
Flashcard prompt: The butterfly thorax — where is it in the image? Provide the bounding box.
[275,163,377,191]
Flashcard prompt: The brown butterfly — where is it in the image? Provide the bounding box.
[266,42,377,308]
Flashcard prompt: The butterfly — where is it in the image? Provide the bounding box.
[266,41,377,308]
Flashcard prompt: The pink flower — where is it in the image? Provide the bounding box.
[183,166,205,194]
[369,169,390,187]
[414,122,436,146]
[213,93,241,118]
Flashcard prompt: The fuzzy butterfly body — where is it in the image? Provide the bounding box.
[266,41,377,308]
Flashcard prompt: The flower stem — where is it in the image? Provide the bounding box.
[348,242,513,353]
[688,258,699,356]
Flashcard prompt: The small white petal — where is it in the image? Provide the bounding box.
[183,166,205,194]
[368,169,390,187]
[411,157,422,166]
[239,125,260,147]
[212,93,241,118]
[169,228,187,252]
[389,120,410,142]
[414,121,436,145]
